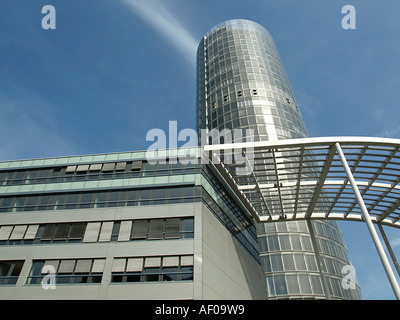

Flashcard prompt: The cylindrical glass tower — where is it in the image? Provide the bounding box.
[196,19,362,299]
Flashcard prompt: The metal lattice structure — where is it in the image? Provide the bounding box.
[205,136,400,299]
[205,136,400,227]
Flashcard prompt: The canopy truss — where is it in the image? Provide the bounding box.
[205,136,400,228]
[205,136,400,299]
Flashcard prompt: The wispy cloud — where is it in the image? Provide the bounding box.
[118,0,198,66]
[0,92,77,161]
[389,236,400,248]
[375,125,400,139]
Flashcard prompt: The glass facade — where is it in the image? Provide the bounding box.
[197,19,362,299]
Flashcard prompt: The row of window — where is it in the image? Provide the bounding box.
[261,253,319,274]
[206,66,289,95]
[262,251,354,281]
[0,186,200,212]
[0,261,24,285]
[266,273,325,298]
[259,233,350,262]
[0,217,194,245]
[27,259,105,285]
[209,116,305,140]
[111,256,194,283]
[207,73,291,100]
[2,255,194,286]
[266,273,362,300]
[0,161,201,186]
[204,100,305,136]
[203,70,291,98]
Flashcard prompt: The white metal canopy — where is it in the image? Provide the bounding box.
[204,136,400,228]
[204,136,400,299]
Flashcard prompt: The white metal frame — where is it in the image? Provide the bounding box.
[204,136,400,299]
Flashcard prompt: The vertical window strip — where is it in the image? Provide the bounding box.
[83,222,101,243]
[118,221,132,242]
[98,221,113,242]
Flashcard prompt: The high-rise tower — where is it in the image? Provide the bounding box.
[197,19,362,299]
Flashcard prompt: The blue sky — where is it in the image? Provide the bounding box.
[1,0,400,299]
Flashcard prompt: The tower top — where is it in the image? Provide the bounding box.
[202,19,271,38]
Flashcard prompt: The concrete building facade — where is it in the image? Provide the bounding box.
[0,148,266,299]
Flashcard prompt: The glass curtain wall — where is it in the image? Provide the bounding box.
[196,19,362,299]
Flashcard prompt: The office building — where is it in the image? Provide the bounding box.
[0,148,267,299]
[196,19,362,299]
[0,18,368,300]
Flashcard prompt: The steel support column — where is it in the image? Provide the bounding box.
[378,224,400,278]
[335,142,400,300]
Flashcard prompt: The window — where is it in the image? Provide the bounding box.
[0,185,199,212]
[181,218,194,239]
[129,217,194,241]
[38,223,86,244]
[164,218,180,239]
[131,220,148,240]
[148,220,163,240]
[111,255,194,283]
[0,260,24,285]
[0,225,39,245]
[0,217,194,246]
[27,259,105,285]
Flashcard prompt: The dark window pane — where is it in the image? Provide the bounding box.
[131,220,148,240]
[183,186,195,198]
[165,218,180,239]
[81,192,95,204]
[0,261,12,276]
[56,275,71,284]
[162,267,179,281]
[111,221,121,241]
[182,218,194,232]
[168,187,182,198]
[96,192,108,207]
[54,224,69,240]
[90,275,102,283]
[180,267,194,281]
[126,273,141,282]
[107,191,120,207]
[139,189,152,200]
[26,196,40,206]
[153,188,166,199]
[142,268,160,282]
[148,220,164,240]
[30,261,45,276]
[42,225,56,240]
[68,223,86,240]
[111,274,124,282]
